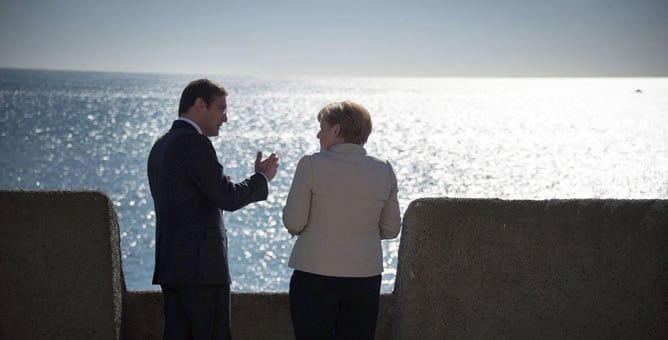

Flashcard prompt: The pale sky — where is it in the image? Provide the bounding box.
[1,0,666,77]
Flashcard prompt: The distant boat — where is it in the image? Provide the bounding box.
[635,89,643,93]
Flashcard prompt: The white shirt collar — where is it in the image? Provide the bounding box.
[177,117,203,135]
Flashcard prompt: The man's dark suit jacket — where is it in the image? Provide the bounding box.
[147,120,268,285]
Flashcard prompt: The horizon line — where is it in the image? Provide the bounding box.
[1,66,667,79]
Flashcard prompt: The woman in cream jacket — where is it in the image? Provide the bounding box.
[282,101,401,340]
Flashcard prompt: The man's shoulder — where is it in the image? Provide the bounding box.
[164,123,210,146]
[150,126,212,162]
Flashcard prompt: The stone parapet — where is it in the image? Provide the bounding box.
[0,191,123,339]
[1,191,666,339]
[393,198,668,339]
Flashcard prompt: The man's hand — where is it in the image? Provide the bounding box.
[255,151,279,182]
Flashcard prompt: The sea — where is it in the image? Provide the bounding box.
[1,68,667,292]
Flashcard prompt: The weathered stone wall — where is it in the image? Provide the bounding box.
[2,191,666,339]
[122,291,393,340]
[0,191,124,339]
[393,198,668,339]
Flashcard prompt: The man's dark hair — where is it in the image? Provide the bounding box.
[178,79,227,115]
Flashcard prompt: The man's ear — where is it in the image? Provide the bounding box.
[194,98,206,111]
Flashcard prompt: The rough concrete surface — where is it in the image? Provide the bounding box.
[122,290,394,339]
[0,190,124,339]
[122,291,296,340]
[393,198,668,339]
[3,191,666,339]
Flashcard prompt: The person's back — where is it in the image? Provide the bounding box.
[282,101,400,340]
[149,121,233,284]
[286,144,399,277]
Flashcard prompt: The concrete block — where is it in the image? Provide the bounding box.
[232,293,294,340]
[0,191,124,339]
[392,198,668,339]
[122,290,162,339]
[122,291,393,339]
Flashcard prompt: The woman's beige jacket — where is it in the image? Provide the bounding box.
[282,143,401,277]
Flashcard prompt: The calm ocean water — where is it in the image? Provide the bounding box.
[1,68,667,292]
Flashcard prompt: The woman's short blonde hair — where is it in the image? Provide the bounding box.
[317,100,373,145]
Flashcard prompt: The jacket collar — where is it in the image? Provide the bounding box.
[171,119,200,133]
[175,117,202,134]
[328,143,367,155]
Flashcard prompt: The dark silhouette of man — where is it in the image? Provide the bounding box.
[148,79,279,339]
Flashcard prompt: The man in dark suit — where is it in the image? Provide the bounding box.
[147,78,279,339]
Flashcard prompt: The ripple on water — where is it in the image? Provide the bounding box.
[1,71,667,291]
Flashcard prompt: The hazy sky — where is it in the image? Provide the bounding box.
[1,0,666,77]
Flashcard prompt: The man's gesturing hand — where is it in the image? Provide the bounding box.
[255,151,279,181]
